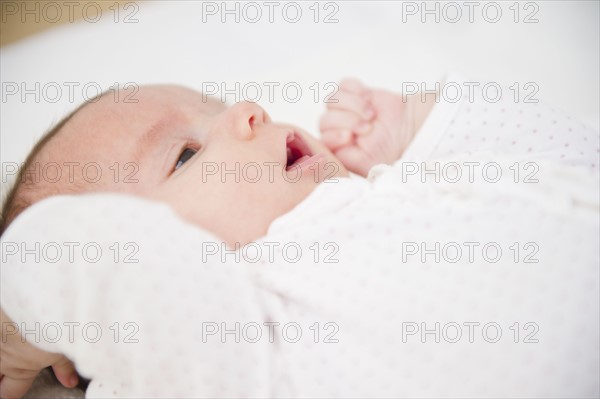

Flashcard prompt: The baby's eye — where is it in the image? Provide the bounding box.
[175,148,198,170]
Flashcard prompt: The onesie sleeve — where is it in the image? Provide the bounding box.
[0,193,273,398]
[398,72,465,162]
[399,72,599,170]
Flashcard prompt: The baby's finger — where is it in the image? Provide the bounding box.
[319,109,361,132]
[339,78,368,96]
[321,129,353,151]
[52,357,78,388]
[320,110,373,138]
[327,90,375,121]
[353,121,373,136]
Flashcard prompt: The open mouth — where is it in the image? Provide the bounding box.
[286,131,313,170]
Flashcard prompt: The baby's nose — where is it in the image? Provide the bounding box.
[223,101,271,140]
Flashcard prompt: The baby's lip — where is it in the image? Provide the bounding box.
[285,131,314,170]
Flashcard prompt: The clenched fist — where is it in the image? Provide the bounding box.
[319,79,420,176]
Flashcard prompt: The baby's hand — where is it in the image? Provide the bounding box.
[319,79,415,176]
[0,309,79,398]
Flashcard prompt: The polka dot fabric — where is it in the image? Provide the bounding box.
[3,158,598,397]
[1,195,273,398]
[264,157,599,397]
[403,74,599,171]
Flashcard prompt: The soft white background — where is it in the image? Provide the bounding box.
[1,0,599,197]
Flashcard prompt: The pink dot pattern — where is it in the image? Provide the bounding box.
[429,91,599,170]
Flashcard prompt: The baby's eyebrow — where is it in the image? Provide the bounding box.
[133,112,184,163]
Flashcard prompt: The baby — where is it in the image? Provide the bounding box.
[2,73,599,398]
[0,79,436,398]
[2,74,599,398]
[0,80,435,245]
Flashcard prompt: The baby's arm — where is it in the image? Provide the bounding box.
[319,79,437,176]
[0,308,78,398]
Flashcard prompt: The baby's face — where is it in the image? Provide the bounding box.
[34,85,347,245]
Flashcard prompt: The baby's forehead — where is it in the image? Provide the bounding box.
[96,84,227,117]
[60,84,224,138]
[140,84,227,111]
[39,85,224,164]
